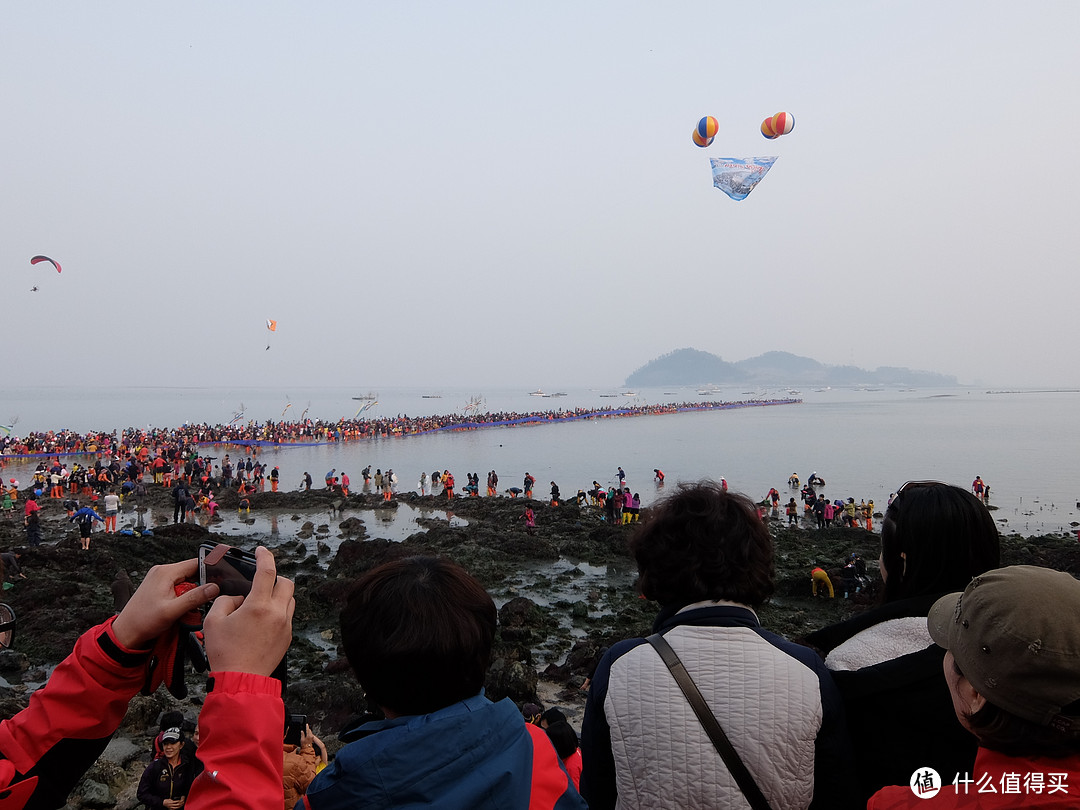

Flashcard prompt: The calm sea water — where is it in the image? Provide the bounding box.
[3,385,1078,535]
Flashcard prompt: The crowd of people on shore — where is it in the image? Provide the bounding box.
[0,398,799,460]
[1,478,1076,810]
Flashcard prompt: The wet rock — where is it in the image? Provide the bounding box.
[101,737,144,768]
[338,517,365,536]
[0,649,29,674]
[543,639,607,682]
[118,692,176,736]
[74,778,114,808]
[485,655,537,705]
[498,597,546,647]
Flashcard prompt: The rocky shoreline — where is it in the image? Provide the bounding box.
[1,486,1078,808]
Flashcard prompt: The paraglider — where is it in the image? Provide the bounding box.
[265,318,276,351]
[30,255,61,274]
[760,111,795,140]
[710,156,778,201]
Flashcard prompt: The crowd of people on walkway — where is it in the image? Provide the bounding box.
[0,398,799,460]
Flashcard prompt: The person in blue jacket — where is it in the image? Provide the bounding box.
[69,505,104,550]
[298,556,585,810]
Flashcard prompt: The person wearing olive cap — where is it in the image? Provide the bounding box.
[869,565,1080,808]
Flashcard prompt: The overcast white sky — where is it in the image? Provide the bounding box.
[4,2,1078,389]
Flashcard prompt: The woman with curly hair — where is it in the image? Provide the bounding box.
[580,481,856,810]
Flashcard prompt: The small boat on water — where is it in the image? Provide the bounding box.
[529,389,545,396]
[542,392,567,398]
[621,391,639,397]
[352,392,378,401]
[422,394,442,399]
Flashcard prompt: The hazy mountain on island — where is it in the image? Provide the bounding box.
[625,349,958,387]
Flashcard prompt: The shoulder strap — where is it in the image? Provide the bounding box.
[646,633,773,810]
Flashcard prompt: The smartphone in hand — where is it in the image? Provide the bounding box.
[198,543,258,597]
[285,714,307,746]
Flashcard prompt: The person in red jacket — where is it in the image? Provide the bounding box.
[0,548,295,810]
[869,566,1080,808]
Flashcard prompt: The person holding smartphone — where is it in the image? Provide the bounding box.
[137,726,197,809]
[283,722,326,810]
[0,548,294,810]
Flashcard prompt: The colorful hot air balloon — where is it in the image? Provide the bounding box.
[771,111,795,136]
[696,116,719,141]
[692,129,714,148]
[30,255,61,273]
[760,117,779,139]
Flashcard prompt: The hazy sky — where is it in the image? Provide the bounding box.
[4,2,1078,389]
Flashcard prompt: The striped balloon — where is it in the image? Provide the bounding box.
[696,116,719,140]
[692,129,714,148]
[771,111,795,135]
[760,117,778,139]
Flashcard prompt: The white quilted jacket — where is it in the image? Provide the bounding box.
[580,602,852,810]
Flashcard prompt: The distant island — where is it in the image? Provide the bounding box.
[625,349,958,388]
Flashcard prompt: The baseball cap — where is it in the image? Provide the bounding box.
[162,727,182,743]
[928,565,1080,731]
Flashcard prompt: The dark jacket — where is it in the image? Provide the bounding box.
[805,594,979,805]
[136,750,197,808]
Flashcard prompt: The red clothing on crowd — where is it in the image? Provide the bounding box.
[563,748,582,792]
[0,616,154,809]
[188,671,284,810]
[869,746,1080,809]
